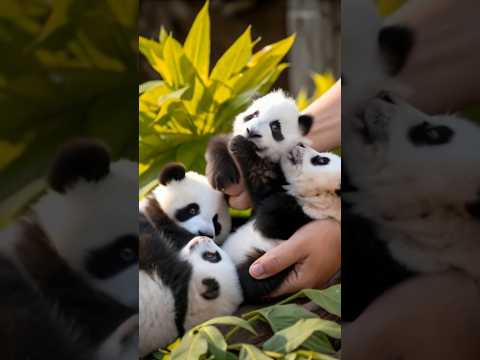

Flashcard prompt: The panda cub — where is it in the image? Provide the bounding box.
[346,92,480,279]
[222,143,341,302]
[0,139,138,360]
[206,89,314,203]
[139,212,242,357]
[140,163,231,250]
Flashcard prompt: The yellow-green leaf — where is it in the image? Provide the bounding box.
[240,344,273,360]
[210,26,253,82]
[249,34,295,67]
[184,0,210,82]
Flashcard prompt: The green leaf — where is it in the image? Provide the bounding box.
[249,34,295,67]
[184,0,210,82]
[239,345,273,360]
[139,80,164,94]
[194,316,257,335]
[262,319,341,353]
[200,326,228,360]
[303,286,341,317]
[210,26,252,82]
[250,304,335,355]
[171,332,209,360]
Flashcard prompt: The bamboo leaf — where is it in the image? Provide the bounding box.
[171,332,208,360]
[194,316,257,335]
[210,26,252,82]
[263,319,340,353]
[239,344,273,360]
[184,0,210,82]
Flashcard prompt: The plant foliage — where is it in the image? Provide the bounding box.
[139,1,295,195]
[0,0,137,226]
[150,285,341,360]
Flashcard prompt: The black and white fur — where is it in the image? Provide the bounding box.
[0,139,138,360]
[139,212,242,357]
[223,143,341,302]
[140,163,231,250]
[342,0,418,321]
[206,90,343,302]
[206,89,313,201]
[347,93,480,278]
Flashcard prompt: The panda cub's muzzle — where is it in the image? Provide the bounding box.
[287,143,306,166]
[356,90,395,144]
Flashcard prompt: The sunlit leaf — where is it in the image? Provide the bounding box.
[184,0,210,82]
[210,26,252,82]
[239,344,273,360]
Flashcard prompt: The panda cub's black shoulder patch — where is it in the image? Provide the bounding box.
[48,138,111,193]
[159,163,186,185]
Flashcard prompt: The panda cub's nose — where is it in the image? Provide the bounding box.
[246,128,262,139]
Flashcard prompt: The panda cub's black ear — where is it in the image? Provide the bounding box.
[48,138,111,194]
[298,114,313,136]
[159,163,186,185]
[379,25,414,76]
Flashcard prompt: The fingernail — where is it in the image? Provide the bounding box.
[250,263,265,278]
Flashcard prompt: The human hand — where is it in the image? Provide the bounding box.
[248,219,341,297]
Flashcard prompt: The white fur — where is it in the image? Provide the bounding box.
[139,271,177,357]
[346,96,480,277]
[222,220,281,265]
[233,89,311,162]
[146,171,231,243]
[32,159,139,307]
[97,314,139,360]
[281,145,341,222]
[139,236,242,356]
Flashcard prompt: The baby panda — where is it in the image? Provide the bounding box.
[342,0,417,321]
[206,89,313,203]
[0,139,138,360]
[140,163,231,250]
[343,91,480,320]
[139,212,242,357]
[222,144,341,303]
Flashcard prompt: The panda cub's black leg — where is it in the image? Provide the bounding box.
[205,134,240,191]
[237,250,293,303]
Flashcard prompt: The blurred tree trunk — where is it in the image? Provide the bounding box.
[287,0,341,94]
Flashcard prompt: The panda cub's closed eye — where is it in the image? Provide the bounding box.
[408,121,454,145]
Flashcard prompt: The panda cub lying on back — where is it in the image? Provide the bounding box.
[0,139,138,360]
[206,90,341,302]
[139,166,242,357]
[346,92,480,279]
[140,163,231,250]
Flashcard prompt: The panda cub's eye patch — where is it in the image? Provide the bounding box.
[311,155,330,166]
[85,234,138,279]
[202,250,221,263]
[408,121,454,146]
[244,110,259,122]
[269,120,284,141]
[175,203,200,222]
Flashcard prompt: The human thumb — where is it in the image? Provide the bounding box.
[249,241,301,279]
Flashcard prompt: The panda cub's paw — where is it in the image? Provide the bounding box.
[210,161,240,192]
[229,135,257,158]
